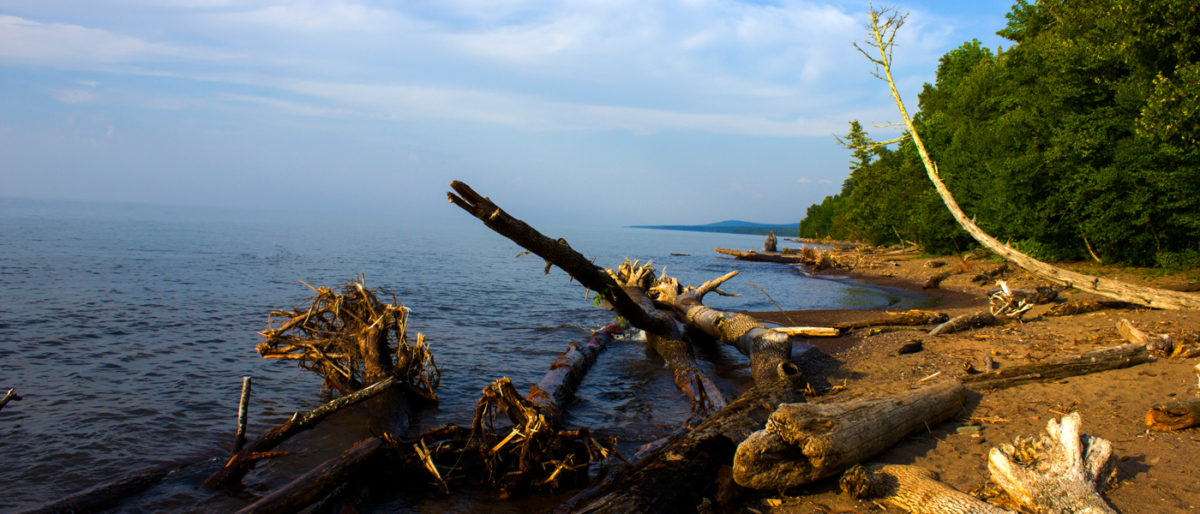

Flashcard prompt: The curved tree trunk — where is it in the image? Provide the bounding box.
[863,9,1200,311]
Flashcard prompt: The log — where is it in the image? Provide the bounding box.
[923,270,956,289]
[1044,300,1126,317]
[1145,398,1200,431]
[24,466,173,514]
[929,311,1005,336]
[202,377,400,489]
[715,247,810,263]
[566,371,808,513]
[772,326,842,337]
[0,387,20,412]
[960,343,1149,391]
[448,181,675,336]
[235,377,252,452]
[988,412,1117,513]
[527,325,619,425]
[610,260,727,416]
[764,231,778,253]
[840,464,1012,514]
[236,437,384,514]
[1116,319,1173,355]
[651,272,792,384]
[731,381,967,490]
[833,309,949,331]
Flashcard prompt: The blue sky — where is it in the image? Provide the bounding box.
[0,0,1015,226]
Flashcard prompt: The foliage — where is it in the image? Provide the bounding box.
[798,0,1200,266]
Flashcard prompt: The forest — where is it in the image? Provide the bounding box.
[798,0,1200,268]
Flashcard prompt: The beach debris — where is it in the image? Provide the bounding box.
[987,412,1117,513]
[959,343,1148,391]
[1145,399,1200,431]
[923,269,956,289]
[233,377,252,453]
[732,381,966,490]
[764,231,777,252]
[832,309,949,331]
[897,339,924,355]
[841,464,1011,514]
[929,311,1007,336]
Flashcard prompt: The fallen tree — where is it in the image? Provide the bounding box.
[732,381,966,490]
[860,7,1200,311]
[959,342,1149,391]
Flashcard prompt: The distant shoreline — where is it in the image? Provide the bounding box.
[629,224,797,237]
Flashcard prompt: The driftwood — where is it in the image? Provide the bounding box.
[1044,300,1128,317]
[833,309,948,331]
[732,381,966,490]
[841,464,1011,514]
[715,247,810,264]
[236,437,384,514]
[651,272,793,384]
[1116,319,1175,355]
[1146,398,1200,431]
[24,466,173,514]
[960,343,1149,391]
[234,377,252,452]
[567,371,808,513]
[202,376,402,489]
[0,387,20,412]
[929,311,1006,336]
[528,325,619,425]
[772,326,841,337]
[922,269,956,289]
[988,412,1117,513]
[764,231,777,252]
[862,7,1200,310]
[610,260,727,416]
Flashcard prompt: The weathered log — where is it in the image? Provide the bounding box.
[1116,319,1173,355]
[202,377,400,490]
[923,270,956,289]
[448,181,675,336]
[1044,300,1127,317]
[236,437,384,514]
[566,371,807,513]
[841,464,1012,514]
[929,311,1006,336]
[772,326,842,337]
[732,381,966,490]
[1145,398,1200,431]
[234,377,252,452]
[764,231,777,253]
[988,412,1117,513]
[960,343,1149,391]
[715,247,810,263]
[651,272,792,384]
[864,7,1200,310]
[0,387,20,412]
[527,325,619,426]
[833,309,949,331]
[24,466,173,514]
[610,260,727,416]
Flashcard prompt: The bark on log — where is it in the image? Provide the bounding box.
[988,412,1117,513]
[202,377,401,490]
[24,466,173,514]
[566,372,808,513]
[960,343,1149,391]
[234,377,252,452]
[236,437,384,514]
[840,464,1012,514]
[448,181,674,336]
[732,381,967,490]
[865,9,1200,311]
[527,325,619,426]
[1145,398,1200,431]
[611,260,727,416]
[929,311,1005,336]
[923,270,956,290]
[651,272,792,384]
[715,247,810,263]
[833,310,949,331]
[772,326,842,337]
[1044,301,1126,317]
[1116,319,1173,355]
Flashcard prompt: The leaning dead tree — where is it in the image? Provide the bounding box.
[860,8,1200,310]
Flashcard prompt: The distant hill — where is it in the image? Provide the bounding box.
[629,220,798,236]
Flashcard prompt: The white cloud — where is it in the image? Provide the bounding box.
[50,88,98,103]
[0,15,225,67]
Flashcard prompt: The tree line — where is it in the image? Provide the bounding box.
[799,0,1199,268]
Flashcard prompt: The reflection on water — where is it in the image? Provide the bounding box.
[0,199,929,511]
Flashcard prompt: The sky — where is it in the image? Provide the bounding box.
[0,0,1017,227]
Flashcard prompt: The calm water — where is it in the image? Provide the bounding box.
[0,198,921,511]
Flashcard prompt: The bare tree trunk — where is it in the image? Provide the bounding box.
[732,381,966,490]
[527,325,619,425]
[861,8,1200,310]
[960,343,1148,391]
[236,437,384,514]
